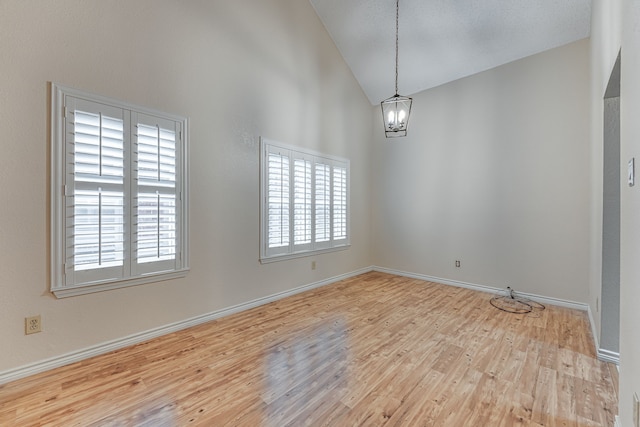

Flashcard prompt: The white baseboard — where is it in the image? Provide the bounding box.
[372,266,590,311]
[0,265,618,385]
[614,415,621,427]
[598,348,620,365]
[587,301,621,365]
[0,266,373,385]
[587,304,603,361]
[374,267,623,365]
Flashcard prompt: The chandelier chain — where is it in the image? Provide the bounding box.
[395,0,399,95]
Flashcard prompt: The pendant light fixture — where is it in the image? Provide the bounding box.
[380,0,412,138]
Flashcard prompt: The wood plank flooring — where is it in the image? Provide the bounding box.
[0,272,618,426]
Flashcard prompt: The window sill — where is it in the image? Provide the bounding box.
[51,268,189,298]
[260,244,350,264]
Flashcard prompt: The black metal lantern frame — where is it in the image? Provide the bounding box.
[381,0,412,138]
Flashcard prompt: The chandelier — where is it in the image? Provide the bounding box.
[380,0,412,138]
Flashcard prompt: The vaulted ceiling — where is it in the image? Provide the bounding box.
[309,0,592,105]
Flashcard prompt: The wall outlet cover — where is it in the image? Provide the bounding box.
[25,315,42,335]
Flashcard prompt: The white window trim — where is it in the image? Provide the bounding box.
[51,83,189,298]
[260,137,350,263]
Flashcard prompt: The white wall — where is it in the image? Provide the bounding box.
[589,0,622,358]
[372,39,591,303]
[619,0,640,424]
[593,0,640,422]
[0,0,373,373]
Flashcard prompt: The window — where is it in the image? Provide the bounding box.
[260,138,350,262]
[51,84,189,297]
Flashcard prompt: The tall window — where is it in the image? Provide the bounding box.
[51,84,189,297]
[260,138,350,262]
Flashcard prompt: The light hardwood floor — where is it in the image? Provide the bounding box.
[0,272,618,426]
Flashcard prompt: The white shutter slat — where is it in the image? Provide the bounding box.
[293,158,311,246]
[267,152,290,249]
[71,106,125,274]
[315,163,331,243]
[136,193,176,263]
[133,116,180,270]
[137,123,176,188]
[71,189,124,271]
[73,110,124,184]
[333,166,347,241]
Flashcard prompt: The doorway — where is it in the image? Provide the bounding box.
[600,51,621,360]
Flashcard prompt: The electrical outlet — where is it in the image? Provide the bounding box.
[25,315,41,335]
[311,261,316,270]
[634,393,639,427]
[455,260,461,268]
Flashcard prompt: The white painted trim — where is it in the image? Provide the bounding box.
[587,300,621,365]
[50,83,190,297]
[259,245,351,264]
[372,266,590,311]
[52,269,190,298]
[598,348,620,365]
[2,265,619,385]
[0,266,373,385]
[587,304,601,356]
[259,137,351,262]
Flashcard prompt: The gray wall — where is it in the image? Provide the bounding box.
[601,94,620,353]
[371,39,591,302]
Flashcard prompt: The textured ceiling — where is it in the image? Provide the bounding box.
[309,0,592,105]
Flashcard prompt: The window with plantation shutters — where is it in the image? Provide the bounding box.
[51,84,189,297]
[260,138,350,262]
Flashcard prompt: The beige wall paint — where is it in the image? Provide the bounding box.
[371,39,591,303]
[0,0,373,372]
